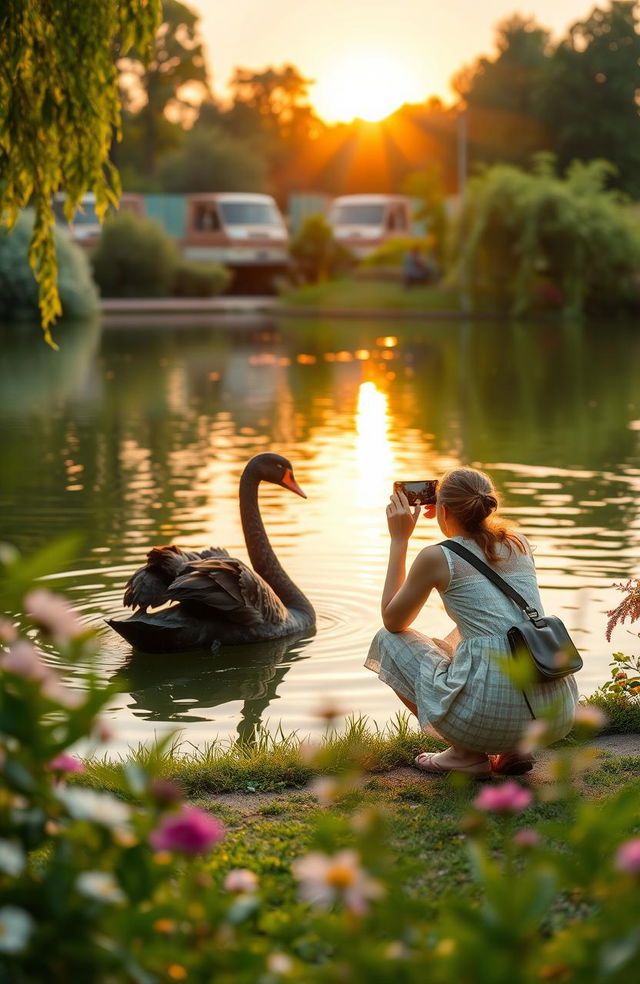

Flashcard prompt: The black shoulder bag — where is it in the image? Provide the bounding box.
[441,539,583,719]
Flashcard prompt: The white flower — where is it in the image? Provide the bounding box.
[0,906,34,954]
[56,787,131,829]
[76,871,125,904]
[291,849,383,915]
[0,840,25,877]
[267,952,293,975]
[224,868,259,894]
[574,705,608,731]
[24,589,85,640]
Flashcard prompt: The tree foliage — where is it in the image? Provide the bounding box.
[456,2,640,196]
[0,0,160,344]
[453,15,551,166]
[118,0,209,175]
[539,0,640,196]
[158,125,267,193]
[454,156,640,317]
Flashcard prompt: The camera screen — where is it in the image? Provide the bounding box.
[393,480,439,506]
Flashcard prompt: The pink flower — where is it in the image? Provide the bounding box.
[40,675,84,708]
[1,641,48,680]
[0,619,17,644]
[224,869,259,893]
[149,807,225,855]
[473,781,532,814]
[47,754,85,775]
[513,828,540,847]
[615,839,640,874]
[24,589,85,641]
[517,719,549,755]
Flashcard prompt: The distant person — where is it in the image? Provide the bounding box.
[403,246,437,288]
[365,468,578,777]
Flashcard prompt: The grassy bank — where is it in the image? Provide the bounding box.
[80,693,640,801]
[280,279,466,312]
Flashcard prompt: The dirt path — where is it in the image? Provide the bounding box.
[206,735,640,815]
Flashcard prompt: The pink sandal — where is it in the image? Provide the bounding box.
[414,752,491,778]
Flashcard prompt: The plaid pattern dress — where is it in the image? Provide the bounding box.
[365,536,578,754]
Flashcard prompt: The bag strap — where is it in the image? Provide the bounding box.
[441,538,538,720]
[441,539,540,622]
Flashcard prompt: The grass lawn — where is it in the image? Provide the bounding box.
[279,278,467,312]
[180,753,640,925]
[76,695,640,921]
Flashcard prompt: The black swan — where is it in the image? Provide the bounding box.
[107,453,315,653]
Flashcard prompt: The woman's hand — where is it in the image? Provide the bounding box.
[386,491,421,542]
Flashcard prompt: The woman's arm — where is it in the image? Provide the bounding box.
[381,493,448,632]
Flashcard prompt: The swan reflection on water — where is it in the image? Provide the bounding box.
[111,631,314,744]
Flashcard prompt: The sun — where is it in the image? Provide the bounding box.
[313,52,417,123]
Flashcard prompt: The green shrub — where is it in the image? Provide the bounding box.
[454,155,640,317]
[360,236,431,268]
[289,214,353,284]
[0,213,98,322]
[172,260,231,297]
[91,211,178,297]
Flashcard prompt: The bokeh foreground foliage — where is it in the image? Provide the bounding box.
[0,0,160,345]
[2,544,640,982]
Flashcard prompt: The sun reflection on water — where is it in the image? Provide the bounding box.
[355,381,394,510]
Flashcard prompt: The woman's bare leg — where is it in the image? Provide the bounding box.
[393,689,418,717]
[393,690,487,767]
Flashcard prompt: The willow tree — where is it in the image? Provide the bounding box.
[454,155,640,318]
[0,0,160,345]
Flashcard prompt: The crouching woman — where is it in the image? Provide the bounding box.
[365,468,578,777]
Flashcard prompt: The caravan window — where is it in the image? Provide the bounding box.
[193,203,221,232]
[333,204,385,226]
[220,202,280,226]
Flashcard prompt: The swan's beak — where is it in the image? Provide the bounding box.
[281,468,307,498]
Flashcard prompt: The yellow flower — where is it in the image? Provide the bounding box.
[167,964,187,980]
[153,919,175,934]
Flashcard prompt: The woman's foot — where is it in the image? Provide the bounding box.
[489,753,534,776]
[414,747,491,777]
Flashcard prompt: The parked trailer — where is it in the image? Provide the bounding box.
[55,192,290,290]
[327,194,414,258]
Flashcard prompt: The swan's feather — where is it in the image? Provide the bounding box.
[123,545,230,611]
[166,557,288,626]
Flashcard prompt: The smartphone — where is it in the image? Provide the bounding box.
[393,480,439,506]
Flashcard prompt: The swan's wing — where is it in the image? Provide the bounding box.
[166,557,288,626]
[123,545,230,611]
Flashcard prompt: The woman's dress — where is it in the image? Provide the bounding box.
[365,536,578,753]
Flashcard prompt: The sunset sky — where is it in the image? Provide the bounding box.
[196,0,600,121]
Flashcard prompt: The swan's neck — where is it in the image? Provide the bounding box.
[239,470,314,618]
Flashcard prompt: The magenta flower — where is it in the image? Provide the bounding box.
[473,781,532,814]
[615,838,640,874]
[149,807,225,855]
[47,754,85,775]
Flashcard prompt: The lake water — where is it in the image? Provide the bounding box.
[1,315,639,751]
